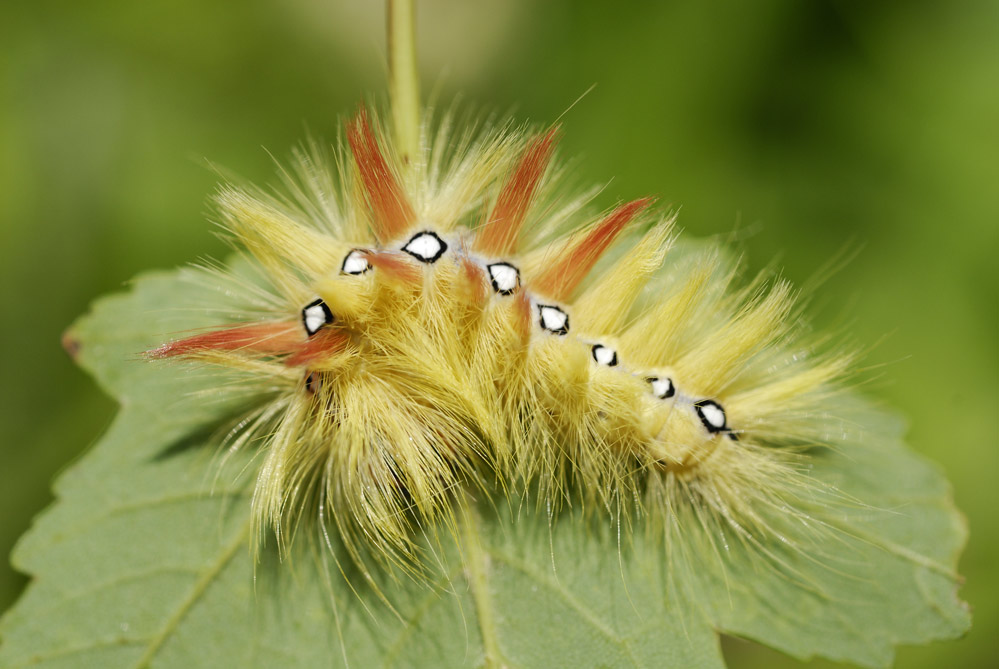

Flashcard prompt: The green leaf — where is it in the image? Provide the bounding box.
[0,269,969,668]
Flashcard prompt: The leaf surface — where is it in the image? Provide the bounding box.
[0,269,968,668]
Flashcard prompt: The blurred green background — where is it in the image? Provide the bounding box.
[1,0,995,666]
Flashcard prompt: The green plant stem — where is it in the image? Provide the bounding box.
[388,0,420,166]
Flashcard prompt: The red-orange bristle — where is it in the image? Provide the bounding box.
[364,250,423,286]
[284,328,350,367]
[512,290,532,343]
[147,322,301,359]
[474,128,559,257]
[532,198,652,302]
[347,109,416,244]
[459,256,490,306]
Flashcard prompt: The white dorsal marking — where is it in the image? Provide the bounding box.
[341,250,371,275]
[487,262,520,294]
[402,231,447,263]
[591,344,618,366]
[649,377,674,399]
[538,305,569,335]
[302,299,332,336]
[694,400,727,432]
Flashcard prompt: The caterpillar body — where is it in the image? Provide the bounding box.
[149,108,848,574]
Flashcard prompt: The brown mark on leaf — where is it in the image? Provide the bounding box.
[62,330,81,361]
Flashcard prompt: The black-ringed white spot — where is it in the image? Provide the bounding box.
[693,399,728,434]
[341,249,371,275]
[402,231,447,263]
[591,344,618,367]
[537,304,569,335]
[487,262,520,295]
[302,298,333,336]
[646,376,675,399]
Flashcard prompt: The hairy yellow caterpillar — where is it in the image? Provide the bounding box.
[147,105,849,576]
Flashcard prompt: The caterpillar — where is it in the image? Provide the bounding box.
[146,105,850,577]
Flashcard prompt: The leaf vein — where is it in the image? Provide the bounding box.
[130,519,250,669]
